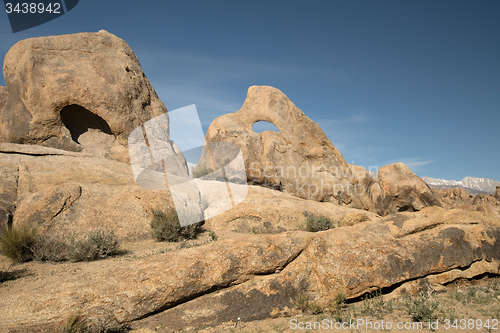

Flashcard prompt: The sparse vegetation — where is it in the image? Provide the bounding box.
[209,230,218,242]
[192,166,213,178]
[0,223,37,262]
[63,313,88,333]
[296,293,323,314]
[67,230,121,262]
[403,291,439,322]
[63,312,130,333]
[0,224,120,263]
[150,209,201,242]
[328,292,352,322]
[360,289,392,319]
[300,211,335,232]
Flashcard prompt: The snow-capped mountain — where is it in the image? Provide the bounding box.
[422,176,500,194]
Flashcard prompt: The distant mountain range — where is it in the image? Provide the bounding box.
[421,176,500,195]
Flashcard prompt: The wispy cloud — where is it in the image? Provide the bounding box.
[385,158,434,173]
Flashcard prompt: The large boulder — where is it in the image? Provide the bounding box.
[195,86,372,210]
[0,143,200,241]
[0,30,168,162]
[370,163,442,216]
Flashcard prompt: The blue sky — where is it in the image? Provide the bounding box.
[1,1,499,181]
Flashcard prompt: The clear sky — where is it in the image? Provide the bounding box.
[1,1,499,181]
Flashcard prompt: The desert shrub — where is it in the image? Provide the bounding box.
[67,230,120,262]
[91,312,131,333]
[296,293,323,314]
[209,230,218,242]
[361,289,388,319]
[0,223,37,262]
[328,292,351,322]
[63,313,88,333]
[33,235,69,262]
[64,312,130,333]
[301,212,334,232]
[192,166,212,178]
[403,291,439,322]
[150,209,201,242]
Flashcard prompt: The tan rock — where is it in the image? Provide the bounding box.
[14,183,81,232]
[0,30,167,162]
[435,187,474,206]
[1,212,498,331]
[371,163,441,216]
[496,186,500,201]
[0,153,20,229]
[203,185,379,233]
[195,86,372,210]
[2,143,199,241]
[339,212,370,227]
[0,85,7,111]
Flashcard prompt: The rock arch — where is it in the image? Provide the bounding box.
[252,121,280,133]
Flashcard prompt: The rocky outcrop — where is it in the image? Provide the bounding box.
[431,186,500,218]
[0,30,167,162]
[0,143,197,240]
[435,187,474,205]
[203,184,379,234]
[369,163,442,216]
[1,209,499,332]
[195,86,374,211]
[495,186,500,201]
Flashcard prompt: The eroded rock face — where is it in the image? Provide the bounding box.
[496,186,500,201]
[370,163,442,216]
[0,30,167,162]
[0,153,19,230]
[1,143,198,241]
[195,86,372,210]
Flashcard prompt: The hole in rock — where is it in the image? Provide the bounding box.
[60,104,113,144]
[397,205,414,213]
[252,121,279,133]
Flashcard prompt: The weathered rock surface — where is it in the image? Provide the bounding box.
[1,143,195,240]
[0,85,7,111]
[203,185,379,233]
[0,153,20,229]
[1,209,499,332]
[0,30,168,162]
[369,163,442,216]
[14,184,82,232]
[496,186,500,201]
[195,86,373,210]
[339,212,370,227]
